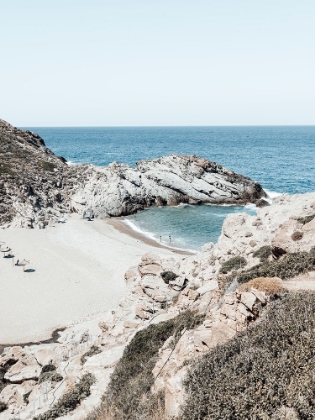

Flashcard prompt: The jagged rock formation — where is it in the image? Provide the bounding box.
[1,192,315,419]
[0,119,265,227]
[71,155,266,218]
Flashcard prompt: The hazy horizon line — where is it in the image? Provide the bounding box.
[22,124,315,129]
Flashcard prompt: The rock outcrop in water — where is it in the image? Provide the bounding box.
[0,119,266,227]
[71,155,265,218]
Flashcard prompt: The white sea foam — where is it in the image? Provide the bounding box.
[212,213,228,218]
[265,189,283,204]
[244,203,257,211]
[122,220,198,253]
[66,160,78,166]
[175,203,190,208]
[122,219,157,242]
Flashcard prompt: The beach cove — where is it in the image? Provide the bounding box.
[0,215,178,344]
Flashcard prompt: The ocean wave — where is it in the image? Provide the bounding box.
[66,160,78,166]
[212,213,229,217]
[264,189,283,204]
[122,220,157,242]
[174,203,191,208]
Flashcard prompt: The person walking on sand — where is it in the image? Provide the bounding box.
[169,235,172,244]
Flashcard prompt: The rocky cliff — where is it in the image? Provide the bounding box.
[0,119,266,227]
[1,192,315,419]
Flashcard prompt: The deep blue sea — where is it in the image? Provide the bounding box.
[26,126,315,251]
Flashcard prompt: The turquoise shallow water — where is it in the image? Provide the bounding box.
[124,204,257,252]
[25,126,315,250]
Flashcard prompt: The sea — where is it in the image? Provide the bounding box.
[26,126,315,252]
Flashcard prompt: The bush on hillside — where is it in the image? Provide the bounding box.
[81,346,102,364]
[39,161,56,172]
[179,292,315,420]
[237,250,315,284]
[220,256,247,273]
[41,364,56,373]
[252,245,272,261]
[87,311,205,420]
[33,373,95,420]
[38,371,63,384]
[297,213,315,225]
[238,277,286,296]
[161,271,178,284]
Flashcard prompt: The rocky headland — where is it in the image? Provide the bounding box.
[0,119,265,228]
[1,119,315,419]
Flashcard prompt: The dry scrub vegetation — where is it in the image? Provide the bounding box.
[179,292,315,420]
[238,277,286,296]
[297,214,315,225]
[87,311,205,420]
[236,248,315,285]
[82,249,315,420]
[34,373,95,420]
[220,256,247,273]
[252,245,272,261]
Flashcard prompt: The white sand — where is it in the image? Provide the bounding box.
[0,215,173,344]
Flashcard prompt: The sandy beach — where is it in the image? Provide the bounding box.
[0,215,178,344]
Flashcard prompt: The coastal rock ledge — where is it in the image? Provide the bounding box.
[0,119,266,227]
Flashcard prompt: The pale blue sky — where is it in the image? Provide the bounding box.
[1,0,315,126]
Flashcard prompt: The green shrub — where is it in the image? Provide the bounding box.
[237,250,315,284]
[37,363,62,384]
[38,371,63,384]
[81,346,102,364]
[88,311,205,420]
[252,245,272,261]
[220,256,247,273]
[39,161,56,172]
[179,292,315,420]
[41,364,56,373]
[297,213,315,225]
[161,271,178,284]
[33,373,95,420]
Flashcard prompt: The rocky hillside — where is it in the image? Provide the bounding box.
[0,119,266,227]
[1,192,314,419]
[0,119,75,227]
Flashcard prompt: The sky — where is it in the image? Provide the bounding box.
[1,0,315,126]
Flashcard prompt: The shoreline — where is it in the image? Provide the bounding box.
[106,217,194,256]
[0,215,178,344]
[0,327,66,356]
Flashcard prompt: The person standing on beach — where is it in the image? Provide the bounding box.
[169,235,172,244]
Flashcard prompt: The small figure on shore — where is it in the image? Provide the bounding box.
[169,235,172,244]
[159,236,162,243]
